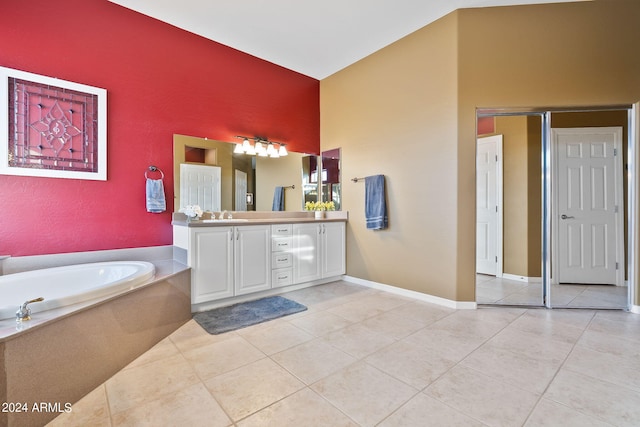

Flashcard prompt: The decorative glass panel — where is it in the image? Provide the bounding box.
[0,66,106,180]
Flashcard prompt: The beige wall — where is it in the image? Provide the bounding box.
[322,0,640,303]
[321,13,460,300]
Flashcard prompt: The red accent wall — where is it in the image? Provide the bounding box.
[0,0,320,256]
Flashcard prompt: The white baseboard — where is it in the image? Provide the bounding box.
[630,305,640,315]
[502,274,541,283]
[343,275,476,310]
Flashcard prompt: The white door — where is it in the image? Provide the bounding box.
[190,227,234,303]
[292,223,321,284]
[180,164,221,212]
[553,127,624,286]
[321,222,346,278]
[476,135,503,276]
[235,169,248,211]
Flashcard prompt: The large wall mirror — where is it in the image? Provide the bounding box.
[174,134,306,212]
[302,148,342,210]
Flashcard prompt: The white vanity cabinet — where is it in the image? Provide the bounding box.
[234,225,272,295]
[292,222,345,284]
[271,224,294,288]
[179,225,271,303]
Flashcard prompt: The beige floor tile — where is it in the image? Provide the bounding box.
[545,369,640,427]
[271,338,356,384]
[487,327,574,363]
[111,383,231,427]
[240,321,314,355]
[311,362,417,426]
[123,337,180,370]
[321,323,395,359]
[525,398,614,427]
[404,327,487,363]
[204,358,305,421]
[509,310,591,344]
[237,388,358,427]
[577,329,640,363]
[378,393,486,427]
[327,299,388,322]
[386,300,455,326]
[105,353,200,415]
[365,340,456,389]
[182,335,265,380]
[358,310,426,340]
[288,310,354,336]
[429,311,508,341]
[426,365,539,427]
[587,314,640,343]
[47,385,110,427]
[563,346,640,393]
[461,343,562,394]
[169,319,237,353]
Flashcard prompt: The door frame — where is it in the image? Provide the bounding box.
[476,135,504,277]
[550,127,625,287]
[476,104,637,310]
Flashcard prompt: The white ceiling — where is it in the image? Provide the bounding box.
[108,0,586,80]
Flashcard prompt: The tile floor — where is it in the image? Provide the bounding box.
[47,281,640,426]
[476,274,629,308]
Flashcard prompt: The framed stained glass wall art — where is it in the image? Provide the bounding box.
[0,66,107,180]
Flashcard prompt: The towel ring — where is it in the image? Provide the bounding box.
[145,166,164,179]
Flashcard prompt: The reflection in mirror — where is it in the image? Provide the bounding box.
[173,134,304,212]
[321,148,341,210]
[475,113,544,307]
[302,155,318,205]
[475,109,630,309]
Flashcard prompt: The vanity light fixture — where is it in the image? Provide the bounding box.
[234,136,288,158]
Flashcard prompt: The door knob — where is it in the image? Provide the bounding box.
[561,214,575,219]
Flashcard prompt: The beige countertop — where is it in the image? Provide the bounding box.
[171,211,348,227]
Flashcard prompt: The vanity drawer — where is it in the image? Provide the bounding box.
[272,268,293,288]
[272,236,292,252]
[272,252,293,269]
[271,224,292,236]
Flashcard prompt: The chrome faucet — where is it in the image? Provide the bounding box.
[16,297,44,321]
[219,210,228,220]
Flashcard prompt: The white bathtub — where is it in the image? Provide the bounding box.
[0,261,155,320]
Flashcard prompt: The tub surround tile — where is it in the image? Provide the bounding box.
[3,268,191,427]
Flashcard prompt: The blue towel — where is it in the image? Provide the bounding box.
[272,186,285,211]
[146,178,166,213]
[365,175,388,230]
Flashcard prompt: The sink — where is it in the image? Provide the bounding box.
[201,219,250,223]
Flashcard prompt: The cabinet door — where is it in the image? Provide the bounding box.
[322,222,346,278]
[235,225,271,295]
[292,223,322,283]
[190,227,234,303]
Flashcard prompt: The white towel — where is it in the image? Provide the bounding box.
[146,178,166,213]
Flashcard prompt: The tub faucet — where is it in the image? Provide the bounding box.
[16,297,44,322]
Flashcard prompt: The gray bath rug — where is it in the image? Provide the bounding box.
[193,296,307,335]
